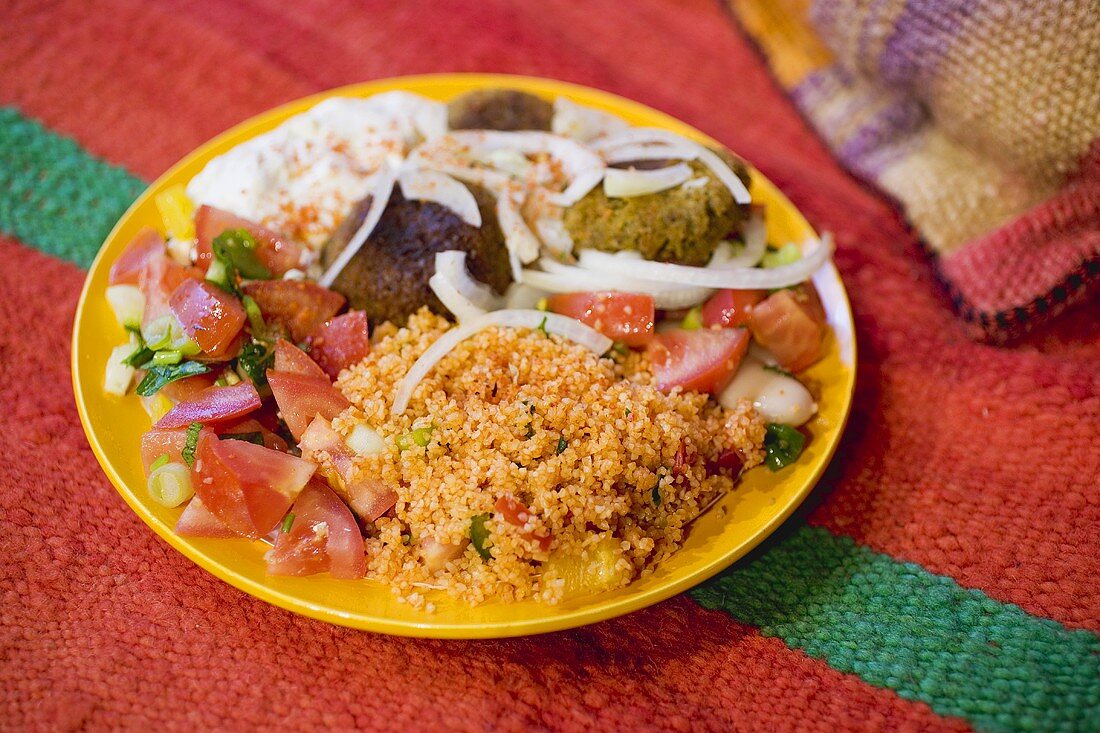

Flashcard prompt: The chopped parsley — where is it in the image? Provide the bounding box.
[763,423,806,471]
[280,512,296,534]
[135,360,210,397]
[762,363,794,378]
[149,454,170,472]
[525,423,536,440]
[651,486,662,506]
[181,422,204,467]
[241,295,267,336]
[236,339,274,388]
[556,436,568,454]
[536,316,549,336]
[470,514,492,561]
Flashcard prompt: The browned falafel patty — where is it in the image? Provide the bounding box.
[448,89,554,131]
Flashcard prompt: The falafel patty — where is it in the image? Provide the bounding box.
[448,89,554,131]
[564,154,752,266]
[321,186,512,324]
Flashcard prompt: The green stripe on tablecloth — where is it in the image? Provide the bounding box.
[691,526,1100,732]
[5,106,1099,732]
[0,107,146,268]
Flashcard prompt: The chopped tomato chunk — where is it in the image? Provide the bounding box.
[169,279,246,359]
[109,228,166,285]
[159,373,218,403]
[547,292,655,347]
[175,496,237,538]
[645,327,749,394]
[495,495,552,551]
[194,205,307,276]
[191,432,315,538]
[139,425,215,473]
[155,382,262,429]
[241,280,345,342]
[139,249,201,328]
[298,417,397,520]
[749,289,824,372]
[273,339,327,380]
[307,311,371,380]
[215,418,290,453]
[701,289,766,329]
[266,370,350,440]
[266,480,366,579]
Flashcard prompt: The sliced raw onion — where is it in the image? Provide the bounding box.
[576,234,832,290]
[521,259,713,309]
[392,310,612,414]
[496,187,541,280]
[594,128,751,204]
[434,251,502,311]
[711,213,767,268]
[533,214,574,255]
[429,272,485,322]
[551,97,630,142]
[319,164,396,287]
[360,91,447,141]
[602,142,698,165]
[398,169,481,227]
[504,282,548,309]
[603,163,693,197]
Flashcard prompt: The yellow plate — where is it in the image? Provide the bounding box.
[72,73,855,638]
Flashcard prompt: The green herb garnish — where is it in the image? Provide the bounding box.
[681,306,703,330]
[525,423,535,440]
[761,242,801,269]
[536,316,549,336]
[400,533,411,545]
[236,340,274,388]
[280,513,296,534]
[150,349,183,367]
[182,422,204,467]
[762,363,794,378]
[651,485,662,506]
[221,431,265,446]
[763,423,805,471]
[135,361,210,397]
[213,229,271,279]
[396,425,436,451]
[556,436,568,454]
[149,453,170,472]
[470,514,492,561]
[241,295,267,336]
[124,344,155,368]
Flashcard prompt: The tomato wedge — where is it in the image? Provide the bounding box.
[749,289,824,372]
[547,292,655,347]
[307,311,371,380]
[191,432,315,538]
[169,279,246,359]
[701,289,766,329]
[266,370,350,440]
[645,327,749,394]
[139,425,216,473]
[139,249,201,328]
[175,496,237,538]
[298,417,398,520]
[266,480,366,579]
[273,339,327,380]
[215,418,290,453]
[241,280,345,342]
[495,495,552,551]
[109,228,166,285]
[155,382,262,429]
[194,205,307,276]
[159,372,218,403]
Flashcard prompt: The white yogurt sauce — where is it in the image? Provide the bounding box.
[186,92,446,249]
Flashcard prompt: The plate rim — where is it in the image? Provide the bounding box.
[71,72,856,638]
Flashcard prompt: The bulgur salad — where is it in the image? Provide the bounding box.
[101,88,833,607]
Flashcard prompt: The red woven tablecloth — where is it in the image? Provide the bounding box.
[2,2,1097,731]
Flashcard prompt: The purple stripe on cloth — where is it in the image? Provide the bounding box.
[876,0,981,88]
[838,96,926,176]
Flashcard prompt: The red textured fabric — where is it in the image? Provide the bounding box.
[2,0,1097,730]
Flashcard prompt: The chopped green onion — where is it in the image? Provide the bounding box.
[212,229,271,280]
[241,295,267,336]
[149,453,170,472]
[236,340,273,388]
[147,463,193,507]
[536,316,549,336]
[762,363,795,378]
[400,533,411,545]
[535,297,549,312]
[396,425,436,451]
[150,349,183,366]
[470,514,492,561]
[761,243,801,269]
[123,343,154,368]
[280,512,296,533]
[181,422,204,467]
[681,306,703,330]
[142,315,176,351]
[556,436,568,454]
[135,360,210,397]
[221,431,264,446]
[763,423,805,471]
